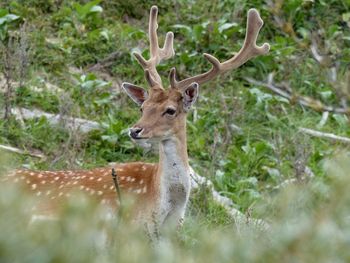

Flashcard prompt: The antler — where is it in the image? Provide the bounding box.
[169,9,270,90]
[133,6,175,88]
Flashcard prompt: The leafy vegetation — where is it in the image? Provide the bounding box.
[0,0,349,262]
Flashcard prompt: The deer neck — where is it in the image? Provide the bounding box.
[158,125,190,187]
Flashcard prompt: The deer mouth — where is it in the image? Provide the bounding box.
[132,137,153,149]
[132,136,149,140]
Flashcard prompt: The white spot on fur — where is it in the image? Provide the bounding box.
[131,177,135,182]
[109,185,114,190]
[36,191,42,196]
[142,186,147,193]
[103,184,107,189]
[142,165,147,171]
[89,176,94,180]
[55,177,59,181]
[139,179,144,184]
[97,177,102,182]
[97,191,103,196]
[30,172,35,176]
[46,190,51,196]
[38,174,43,178]
[41,180,46,184]
[32,184,37,190]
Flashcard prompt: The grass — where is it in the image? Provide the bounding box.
[0,0,350,262]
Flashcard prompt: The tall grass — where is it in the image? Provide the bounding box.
[1,153,349,262]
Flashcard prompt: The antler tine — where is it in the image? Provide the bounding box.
[170,8,270,90]
[133,6,175,88]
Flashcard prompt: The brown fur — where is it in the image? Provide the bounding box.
[5,163,159,216]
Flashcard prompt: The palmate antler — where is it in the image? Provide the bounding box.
[133,6,269,90]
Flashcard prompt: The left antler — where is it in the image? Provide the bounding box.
[169,9,270,90]
[133,5,175,88]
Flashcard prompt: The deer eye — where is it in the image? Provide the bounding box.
[140,107,143,113]
[164,108,176,116]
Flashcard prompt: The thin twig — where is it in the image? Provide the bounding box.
[86,51,122,72]
[245,77,349,114]
[266,166,315,191]
[0,144,45,159]
[299,127,350,144]
[111,168,123,219]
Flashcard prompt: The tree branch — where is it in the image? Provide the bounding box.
[0,144,45,159]
[189,167,269,231]
[244,76,350,114]
[10,107,101,133]
[299,127,350,144]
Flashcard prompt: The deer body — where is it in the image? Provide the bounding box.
[4,6,269,232]
[7,140,191,230]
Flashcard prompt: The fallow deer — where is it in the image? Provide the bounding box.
[2,6,269,233]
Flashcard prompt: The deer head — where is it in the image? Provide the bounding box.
[122,6,269,146]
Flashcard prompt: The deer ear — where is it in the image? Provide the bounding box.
[182,82,199,112]
[122,83,148,106]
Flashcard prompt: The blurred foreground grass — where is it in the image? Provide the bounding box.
[1,152,350,262]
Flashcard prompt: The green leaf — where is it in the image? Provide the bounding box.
[0,14,20,25]
[172,24,192,32]
[193,24,203,42]
[100,30,109,41]
[218,22,238,33]
[342,12,350,22]
[90,5,103,13]
[0,9,8,17]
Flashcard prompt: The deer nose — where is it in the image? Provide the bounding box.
[129,127,143,139]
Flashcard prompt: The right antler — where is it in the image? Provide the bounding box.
[169,9,270,90]
[133,6,175,88]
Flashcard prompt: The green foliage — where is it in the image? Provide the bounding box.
[0,9,20,40]
[0,154,350,262]
[0,0,350,261]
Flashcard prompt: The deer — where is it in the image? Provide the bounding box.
[2,6,269,235]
